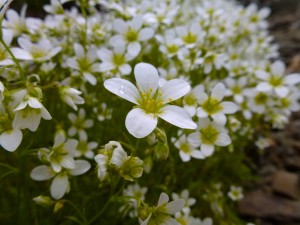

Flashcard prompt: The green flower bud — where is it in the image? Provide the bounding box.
[120,156,143,181]
[154,142,169,160]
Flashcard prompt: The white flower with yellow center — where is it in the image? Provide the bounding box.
[104,62,197,138]
[188,118,231,157]
[197,83,238,125]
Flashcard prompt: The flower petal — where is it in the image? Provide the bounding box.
[211,83,225,101]
[125,108,157,138]
[0,129,22,152]
[201,143,214,156]
[139,28,154,41]
[50,174,69,200]
[30,165,55,181]
[160,105,197,129]
[157,192,169,207]
[69,160,91,176]
[271,60,285,75]
[104,78,140,104]
[165,199,185,214]
[134,63,159,97]
[161,79,191,104]
[215,133,231,146]
[221,102,238,114]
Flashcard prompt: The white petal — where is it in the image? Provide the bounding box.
[0,129,22,152]
[187,132,201,147]
[128,42,141,57]
[10,47,33,60]
[51,174,69,200]
[28,97,43,108]
[104,78,140,104]
[215,133,231,146]
[125,108,157,138]
[69,160,91,176]
[271,60,285,75]
[211,83,225,101]
[30,165,55,181]
[275,86,289,98]
[130,15,143,30]
[157,192,169,207]
[255,70,269,80]
[161,79,191,104]
[41,107,52,120]
[256,82,272,92]
[160,105,197,129]
[111,146,127,167]
[98,48,113,62]
[165,199,185,214]
[74,43,84,58]
[60,156,76,170]
[201,144,214,156]
[211,113,227,125]
[221,102,238,114]
[284,74,300,85]
[139,28,154,41]
[119,64,132,75]
[134,63,159,97]
[191,150,205,159]
[196,107,208,118]
[179,151,191,162]
[83,72,97,85]
[113,18,127,34]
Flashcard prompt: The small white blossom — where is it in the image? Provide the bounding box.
[104,62,196,138]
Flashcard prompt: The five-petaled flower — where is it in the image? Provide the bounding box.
[104,62,197,138]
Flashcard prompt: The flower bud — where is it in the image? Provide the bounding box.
[154,142,169,160]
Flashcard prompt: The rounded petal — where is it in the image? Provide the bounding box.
[134,63,159,97]
[104,78,140,104]
[191,150,205,159]
[284,74,300,85]
[201,143,214,156]
[256,82,272,92]
[165,199,185,214]
[128,42,141,57]
[119,64,132,75]
[10,47,33,60]
[157,192,169,207]
[187,132,201,147]
[30,165,55,181]
[215,133,231,146]
[211,113,227,125]
[211,83,226,101]
[125,108,157,138]
[221,102,238,114]
[69,160,91,176]
[139,28,154,41]
[275,86,289,98]
[161,79,191,104]
[196,107,208,118]
[179,151,191,162]
[0,129,22,152]
[271,60,285,75]
[160,105,197,129]
[50,174,69,200]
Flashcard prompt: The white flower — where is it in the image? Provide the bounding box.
[11,89,52,132]
[255,61,300,98]
[141,192,185,225]
[98,40,135,76]
[172,189,196,215]
[104,62,197,138]
[66,43,100,85]
[188,118,231,157]
[172,133,204,162]
[197,83,238,125]
[0,28,14,66]
[111,15,154,56]
[59,86,84,110]
[68,108,94,141]
[30,159,91,200]
[227,185,244,201]
[11,37,61,61]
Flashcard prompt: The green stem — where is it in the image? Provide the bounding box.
[65,200,88,225]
